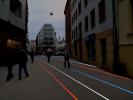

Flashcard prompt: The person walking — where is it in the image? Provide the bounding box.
[6,48,14,81]
[64,48,70,69]
[30,50,34,63]
[47,48,52,63]
[18,49,29,80]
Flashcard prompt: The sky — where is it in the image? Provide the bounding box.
[28,0,67,40]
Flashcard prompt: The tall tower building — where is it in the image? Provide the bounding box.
[36,24,56,53]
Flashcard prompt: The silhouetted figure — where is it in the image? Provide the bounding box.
[6,49,14,81]
[46,48,52,63]
[30,51,34,63]
[64,49,70,69]
[18,49,29,80]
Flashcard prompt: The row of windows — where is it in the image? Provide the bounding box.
[43,42,54,45]
[44,37,53,41]
[72,0,88,24]
[38,42,54,46]
[72,22,82,40]
[72,27,78,39]
[43,29,54,32]
[44,33,54,36]
[72,0,87,9]
[72,0,106,30]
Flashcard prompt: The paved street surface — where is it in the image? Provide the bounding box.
[0,56,133,100]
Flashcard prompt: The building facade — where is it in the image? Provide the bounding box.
[36,24,56,54]
[28,40,36,52]
[70,0,114,71]
[0,0,28,65]
[64,0,72,53]
[117,0,133,78]
[55,37,66,55]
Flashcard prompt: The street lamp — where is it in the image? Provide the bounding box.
[50,12,53,15]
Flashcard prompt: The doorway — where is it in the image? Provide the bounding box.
[100,39,107,66]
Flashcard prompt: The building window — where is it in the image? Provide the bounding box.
[85,15,89,32]
[100,39,107,65]
[90,9,95,29]
[78,22,82,37]
[86,34,96,61]
[72,16,73,25]
[10,0,22,18]
[98,0,106,23]
[74,12,76,23]
[76,9,78,20]
[76,27,78,38]
[72,31,73,40]
[74,29,75,39]
[84,0,88,7]
[78,1,82,15]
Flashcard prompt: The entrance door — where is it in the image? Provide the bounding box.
[100,39,107,66]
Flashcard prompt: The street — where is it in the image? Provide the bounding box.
[0,56,133,100]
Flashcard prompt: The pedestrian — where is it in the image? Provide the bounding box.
[64,48,70,69]
[30,50,34,63]
[18,49,29,80]
[46,48,52,63]
[6,48,14,81]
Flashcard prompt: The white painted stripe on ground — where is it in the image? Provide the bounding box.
[53,57,97,68]
[40,60,110,100]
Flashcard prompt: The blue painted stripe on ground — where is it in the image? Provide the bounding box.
[72,69,133,94]
[50,59,133,95]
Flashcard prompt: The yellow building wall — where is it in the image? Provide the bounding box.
[118,0,133,43]
[82,40,88,63]
[118,0,133,78]
[96,29,114,72]
[120,45,133,78]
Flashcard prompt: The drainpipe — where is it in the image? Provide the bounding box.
[112,0,119,73]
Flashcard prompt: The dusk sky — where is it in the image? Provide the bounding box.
[28,0,67,40]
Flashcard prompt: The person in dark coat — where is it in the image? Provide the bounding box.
[18,49,29,80]
[6,48,14,81]
[64,49,70,69]
[46,48,52,63]
[30,51,34,63]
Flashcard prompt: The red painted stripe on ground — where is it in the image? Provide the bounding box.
[38,61,78,100]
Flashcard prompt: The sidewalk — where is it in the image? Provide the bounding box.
[0,56,70,100]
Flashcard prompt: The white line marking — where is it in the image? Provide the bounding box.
[40,60,110,100]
